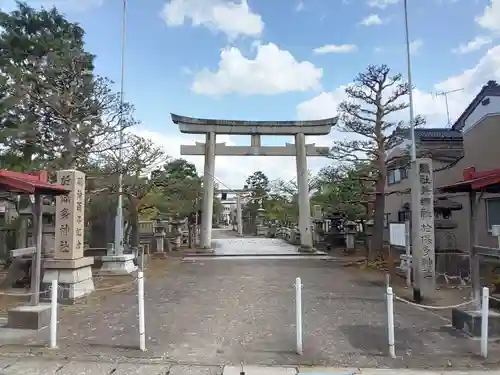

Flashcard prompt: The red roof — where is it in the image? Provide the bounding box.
[440,167,500,194]
[0,170,70,196]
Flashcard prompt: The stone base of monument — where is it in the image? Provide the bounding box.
[256,225,268,236]
[7,303,51,330]
[99,254,137,274]
[191,245,215,254]
[452,307,500,337]
[43,257,95,302]
[298,246,316,253]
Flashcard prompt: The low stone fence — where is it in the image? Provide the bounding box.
[274,226,301,245]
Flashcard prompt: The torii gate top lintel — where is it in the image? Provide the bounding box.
[171,113,337,136]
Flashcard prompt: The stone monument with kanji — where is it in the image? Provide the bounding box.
[43,170,95,300]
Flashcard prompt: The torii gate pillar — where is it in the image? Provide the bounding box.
[295,133,313,250]
[200,132,216,249]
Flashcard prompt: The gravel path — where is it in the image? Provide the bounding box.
[0,235,499,370]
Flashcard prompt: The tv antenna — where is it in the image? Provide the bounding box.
[435,88,464,127]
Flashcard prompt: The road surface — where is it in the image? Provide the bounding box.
[0,231,498,371]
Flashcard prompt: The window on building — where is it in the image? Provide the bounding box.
[384,213,390,228]
[388,167,408,185]
[400,166,408,180]
[387,169,399,185]
[486,198,500,232]
[398,210,411,223]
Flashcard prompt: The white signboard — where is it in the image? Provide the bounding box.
[389,223,406,247]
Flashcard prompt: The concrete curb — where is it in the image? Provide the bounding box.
[182,252,328,258]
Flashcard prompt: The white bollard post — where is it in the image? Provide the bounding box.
[295,277,303,355]
[137,271,146,351]
[50,279,58,349]
[481,286,489,358]
[386,286,396,358]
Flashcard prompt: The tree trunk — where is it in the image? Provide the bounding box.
[369,176,386,261]
[124,222,132,246]
[127,196,140,248]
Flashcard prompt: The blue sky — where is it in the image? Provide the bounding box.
[2,0,500,188]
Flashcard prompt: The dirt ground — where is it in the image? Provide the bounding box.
[1,254,498,370]
[1,240,497,371]
[0,257,173,316]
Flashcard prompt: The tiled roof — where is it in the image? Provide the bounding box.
[440,167,500,194]
[0,170,69,195]
[452,80,500,131]
[414,128,463,140]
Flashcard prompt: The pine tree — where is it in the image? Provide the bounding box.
[0,2,135,171]
[330,64,425,259]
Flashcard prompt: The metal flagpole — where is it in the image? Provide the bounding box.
[114,0,127,254]
[404,0,416,161]
[403,0,421,302]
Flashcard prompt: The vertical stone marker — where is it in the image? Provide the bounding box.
[44,170,95,301]
[411,158,436,298]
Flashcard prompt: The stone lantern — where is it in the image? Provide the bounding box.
[169,218,186,251]
[153,217,167,253]
[344,220,358,253]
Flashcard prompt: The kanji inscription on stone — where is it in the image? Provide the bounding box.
[54,170,86,259]
[411,158,435,296]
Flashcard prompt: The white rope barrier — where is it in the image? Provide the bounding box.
[0,288,51,297]
[393,294,477,310]
[488,293,500,303]
[389,286,491,359]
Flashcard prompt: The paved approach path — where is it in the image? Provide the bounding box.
[1,231,499,370]
[210,229,311,256]
[1,359,500,375]
[1,358,500,374]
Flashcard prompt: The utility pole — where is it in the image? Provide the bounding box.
[436,88,464,127]
[114,0,127,254]
[403,0,423,302]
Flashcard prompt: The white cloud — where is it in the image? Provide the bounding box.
[313,44,358,54]
[359,14,383,26]
[296,88,347,121]
[296,45,500,132]
[409,39,423,54]
[294,1,304,12]
[160,0,264,39]
[191,43,323,96]
[475,0,500,33]
[452,36,492,54]
[367,0,400,8]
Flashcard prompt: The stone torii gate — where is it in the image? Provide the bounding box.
[171,114,336,251]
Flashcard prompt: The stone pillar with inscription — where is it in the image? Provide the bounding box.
[410,158,436,299]
[43,170,95,301]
